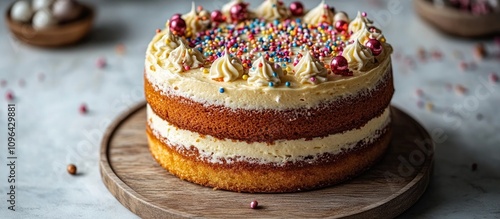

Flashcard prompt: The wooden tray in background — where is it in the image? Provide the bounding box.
[414,0,500,37]
[100,102,434,218]
[5,3,95,47]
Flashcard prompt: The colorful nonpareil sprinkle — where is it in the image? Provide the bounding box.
[185,18,354,71]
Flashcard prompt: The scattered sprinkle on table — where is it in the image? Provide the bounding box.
[454,84,467,95]
[79,103,88,114]
[250,200,258,209]
[116,43,126,55]
[431,50,442,60]
[425,102,434,112]
[459,61,468,71]
[417,47,426,60]
[489,73,498,83]
[96,57,107,69]
[415,88,424,97]
[67,164,77,175]
[5,91,14,101]
[417,100,424,109]
[473,43,487,60]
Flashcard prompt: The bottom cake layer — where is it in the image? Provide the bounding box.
[147,125,392,193]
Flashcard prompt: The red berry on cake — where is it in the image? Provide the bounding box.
[170,13,182,21]
[211,10,225,22]
[289,2,304,16]
[169,17,187,36]
[330,56,351,76]
[230,3,249,23]
[334,20,348,32]
[365,39,383,56]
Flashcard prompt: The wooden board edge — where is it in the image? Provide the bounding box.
[99,101,194,218]
[342,107,434,218]
[100,103,434,219]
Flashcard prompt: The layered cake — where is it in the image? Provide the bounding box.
[145,0,394,193]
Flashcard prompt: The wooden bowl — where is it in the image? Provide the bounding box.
[414,0,500,37]
[5,3,95,47]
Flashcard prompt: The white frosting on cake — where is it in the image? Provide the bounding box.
[342,40,375,71]
[152,25,180,62]
[293,51,328,85]
[144,9,393,110]
[165,39,204,73]
[247,56,282,87]
[145,49,392,110]
[148,105,391,165]
[182,2,210,36]
[303,0,334,24]
[209,50,244,82]
[350,26,385,44]
[256,0,289,21]
[348,11,373,34]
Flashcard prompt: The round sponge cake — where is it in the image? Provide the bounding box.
[144,0,394,193]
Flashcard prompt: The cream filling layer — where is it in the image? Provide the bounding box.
[147,105,391,165]
[145,54,391,110]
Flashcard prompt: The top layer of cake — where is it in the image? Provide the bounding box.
[146,0,393,110]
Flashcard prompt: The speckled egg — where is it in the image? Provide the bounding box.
[52,0,83,22]
[10,1,33,23]
[32,9,56,30]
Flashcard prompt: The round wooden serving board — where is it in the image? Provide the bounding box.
[100,102,434,218]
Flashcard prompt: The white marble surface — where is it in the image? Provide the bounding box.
[0,0,499,218]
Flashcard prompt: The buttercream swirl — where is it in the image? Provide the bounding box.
[166,39,205,73]
[342,40,375,71]
[303,0,334,25]
[182,2,209,36]
[348,11,373,34]
[153,24,180,62]
[350,26,384,44]
[209,50,244,82]
[257,0,289,21]
[247,56,282,87]
[293,51,328,85]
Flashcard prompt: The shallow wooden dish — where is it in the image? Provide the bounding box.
[414,0,500,37]
[100,101,434,218]
[5,3,95,47]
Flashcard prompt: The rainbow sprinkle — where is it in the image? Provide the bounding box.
[186,18,349,69]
